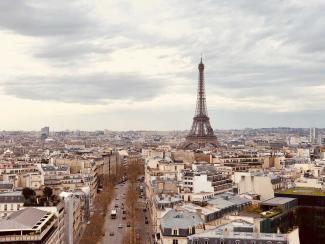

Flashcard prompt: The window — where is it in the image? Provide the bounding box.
[220,239,224,244]
[204,240,209,244]
[4,204,7,211]
[235,241,240,244]
[173,240,178,244]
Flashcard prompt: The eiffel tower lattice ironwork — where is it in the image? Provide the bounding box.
[185,58,217,148]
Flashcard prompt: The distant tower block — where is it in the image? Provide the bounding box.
[185,58,217,148]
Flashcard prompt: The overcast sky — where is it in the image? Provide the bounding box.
[1,0,325,131]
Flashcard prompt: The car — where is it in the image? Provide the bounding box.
[115,198,119,200]
[115,204,118,208]
[143,208,146,212]
[118,224,123,228]
[122,215,126,220]
[109,231,114,236]
[123,210,126,214]
[145,220,149,224]
[127,222,131,227]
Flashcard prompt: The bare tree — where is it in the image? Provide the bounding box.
[80,173,116,244]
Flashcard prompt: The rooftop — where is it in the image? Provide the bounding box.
[278,187,325,196]
[160,209,203,229]
[262,197,296,206]
[207,197,236,209]
[188,220,287,241]
[0,208,52,231]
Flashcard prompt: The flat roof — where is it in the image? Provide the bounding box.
[278,187,325,196]
[188,220,287,241]
[160,209,203,229]
[262,197,296,205]
[208,197,236,209]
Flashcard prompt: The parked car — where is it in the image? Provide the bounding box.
[118,224,123,228]
[109,231,114,236]
[127,222,131,227]
[122,215,126,220]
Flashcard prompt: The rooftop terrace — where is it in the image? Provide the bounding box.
[279,187,325,196]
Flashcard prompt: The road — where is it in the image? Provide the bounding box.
[102,181,128,244]
[136,192,152,244]
[102,180,153,244]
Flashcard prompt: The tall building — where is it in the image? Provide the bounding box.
[185,58,217,148]
[41,126,50,139]
[309,127,319,144]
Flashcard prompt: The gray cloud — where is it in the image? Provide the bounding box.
[4,73,166,104]
[0,0,98,37]
[1,0,325,129]
[34,41,114,64]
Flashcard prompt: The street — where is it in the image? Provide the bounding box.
[102,181,128,244]
[101,180,152,244]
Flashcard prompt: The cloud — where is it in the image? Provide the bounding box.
[1,0,325,129]
[0,0,98,37]
[4,73,167,104]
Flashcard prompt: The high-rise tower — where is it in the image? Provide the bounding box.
[185,58,217,148]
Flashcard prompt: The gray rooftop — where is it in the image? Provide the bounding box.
[188,220,287,241]
[0,191,24,203]
[0,182,13,190]
[207,197,236,209]
[160,209,203,229]
[155,195,183,205]
[0,208,50,231]
[262,197,296,206]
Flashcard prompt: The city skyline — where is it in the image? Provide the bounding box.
[1,0,325,130]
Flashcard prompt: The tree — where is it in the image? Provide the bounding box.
[43,187,53,200]
[22,187,36,206]
[41,158,49,164]
[22,187,36,200]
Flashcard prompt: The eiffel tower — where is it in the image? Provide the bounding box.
[185,58,217,148]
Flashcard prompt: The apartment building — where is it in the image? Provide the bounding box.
[188,220,300,244]
[0,207,63,244]
[0,191,24,218]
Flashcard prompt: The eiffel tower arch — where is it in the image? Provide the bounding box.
[184,58,218,148]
